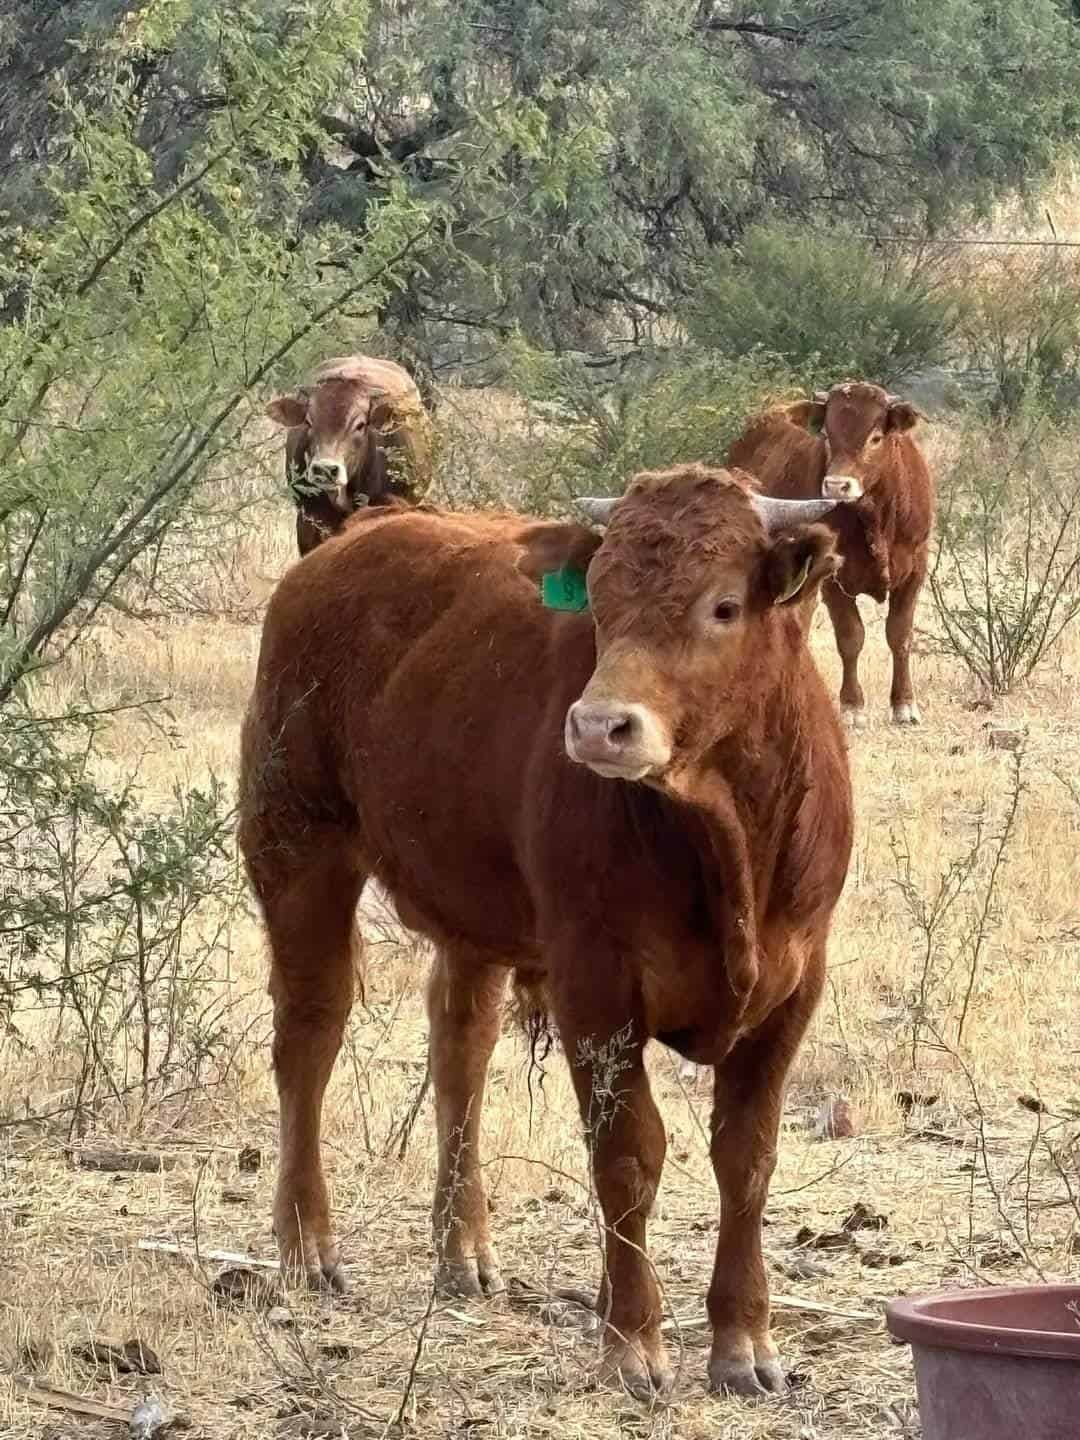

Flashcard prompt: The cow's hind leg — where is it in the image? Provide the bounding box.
[823,581,867,728]
[556,1004,670,1400]
[428,949,509,1298]
[886,567,925,725]
[707,962,824,1397]
[245,821,364,1292]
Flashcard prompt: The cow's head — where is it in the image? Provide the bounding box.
[782,381,925,501]
[266,379,387,512]
[519,466,839,785]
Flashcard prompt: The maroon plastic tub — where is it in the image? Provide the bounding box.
[886,1284,1080,1440]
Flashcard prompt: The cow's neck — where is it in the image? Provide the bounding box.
[352,430,387,500]
[666,647,811,908]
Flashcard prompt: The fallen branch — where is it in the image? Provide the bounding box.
[67,1148,181,1174]
[10,1375,132,1421]
[137,1239,280,1270]
[662,1293,877,1329]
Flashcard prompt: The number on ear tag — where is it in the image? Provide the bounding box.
[541,567,590,612]
[775,554,812,605]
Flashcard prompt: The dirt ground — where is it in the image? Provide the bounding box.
[1,418,1079,1439]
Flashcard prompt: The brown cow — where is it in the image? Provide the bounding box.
[238,466,853,1400]
[266,354,434,556]
[728,380,934,727]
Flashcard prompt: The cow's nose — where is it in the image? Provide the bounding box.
[309,459,350,508]
[567,701,641,757]
[822,474,862,501]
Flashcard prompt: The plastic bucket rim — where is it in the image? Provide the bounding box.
[886,1284,1080,1363]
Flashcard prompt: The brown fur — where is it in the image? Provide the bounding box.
[238,465,853,1398]
[728,380,935,723]
[266,354,434,556]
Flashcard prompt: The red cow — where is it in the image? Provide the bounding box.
[238,467,853,1400]
[266,355,433,556]
[728,380,934,726]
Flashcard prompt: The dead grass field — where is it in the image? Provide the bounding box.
[1,411,1079,1440]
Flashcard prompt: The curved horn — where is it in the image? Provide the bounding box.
[575,496,620,526]
[752,494,839,533]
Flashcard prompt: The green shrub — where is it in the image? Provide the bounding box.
[0,703,242,1121]
[506,343,801,512]
[684,222,961,386]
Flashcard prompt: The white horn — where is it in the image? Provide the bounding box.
[752,494,838,533]
[576,496,620,525]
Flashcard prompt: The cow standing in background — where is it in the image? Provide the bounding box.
[728,380,934,727]
[238,466,853,1400]
[266,355,434,556]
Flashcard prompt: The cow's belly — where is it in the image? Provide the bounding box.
[371,838,537,960]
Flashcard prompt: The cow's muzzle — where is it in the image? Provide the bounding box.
[564,700,672,781]
[821,473,862,501]
[308,458,351,512]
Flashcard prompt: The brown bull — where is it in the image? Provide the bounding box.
[238,466,853,1400]
[728,380,934,726]
[266,354,433,556]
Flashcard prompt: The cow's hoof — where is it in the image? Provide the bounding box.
[891,703,921,726]
[311,1259,348,1295]
[277,1244,348,1296]
[841,705,868,730]
[708,1354,787,1397]
[601,1339,673,1402]
[435,1256,504,1299]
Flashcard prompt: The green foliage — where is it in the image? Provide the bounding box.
[685,223,961,385]
[0,703,242,1112]
[926,410,1080,693]
[3,0,1079,358]
[506,344,799,511]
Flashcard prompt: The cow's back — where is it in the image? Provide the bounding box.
[726,411,825,499]
[244,509,593,954]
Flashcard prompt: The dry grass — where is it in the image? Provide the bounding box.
[2,409,1080,1440]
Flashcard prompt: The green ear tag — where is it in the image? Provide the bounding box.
[541,567,590,612]
[775,553,813,605]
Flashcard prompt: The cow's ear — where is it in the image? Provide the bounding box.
[266,391,309,428]
[516,521,603,587]
[761,524,838,607]
[885,399,925,432]
[783,399,827,434]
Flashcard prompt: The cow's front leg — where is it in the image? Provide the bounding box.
[557,1008,670,1400]
[886,567,926,725]
[428,949,509,1298]
[707,965,824,1396]
[823,581,867,726]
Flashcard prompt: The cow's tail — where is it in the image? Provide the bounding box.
[509,974,555,1129]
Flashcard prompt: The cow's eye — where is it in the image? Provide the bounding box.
[712,599,741,625]
[869,431,883,446]
[353,419,367,434]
